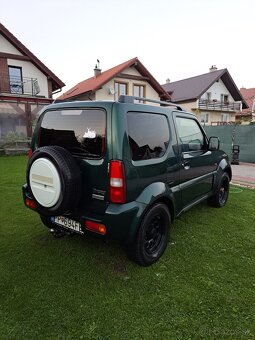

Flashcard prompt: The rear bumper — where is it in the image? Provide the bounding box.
[22,183,146,244]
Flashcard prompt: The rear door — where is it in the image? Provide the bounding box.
[173,113,216,207]
[38,105,110,213]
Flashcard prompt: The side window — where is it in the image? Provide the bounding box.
[127,112,170,161]
[176,117,205,152]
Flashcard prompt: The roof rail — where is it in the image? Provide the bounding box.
[118,95,183,111]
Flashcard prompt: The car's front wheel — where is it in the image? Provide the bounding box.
[208,172,230,208]
[126,203,171,266]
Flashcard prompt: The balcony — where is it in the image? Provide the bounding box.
[199,99,241,112]
[0,75,40,97]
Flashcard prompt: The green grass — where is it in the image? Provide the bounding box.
[0,156,254,339]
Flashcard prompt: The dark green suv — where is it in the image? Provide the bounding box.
[22,95,231,266]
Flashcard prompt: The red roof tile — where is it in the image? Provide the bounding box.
[239,87,255,114]
[57,57,170,101]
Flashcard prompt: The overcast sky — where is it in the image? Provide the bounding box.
[1,0,254,94]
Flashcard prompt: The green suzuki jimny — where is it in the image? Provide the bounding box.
[22,95,231,266]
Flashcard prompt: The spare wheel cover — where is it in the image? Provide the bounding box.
[29,157,61,207]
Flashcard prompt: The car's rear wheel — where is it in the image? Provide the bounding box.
[208,172,230,208]
[27,146,81,216]
[126,203,171,266]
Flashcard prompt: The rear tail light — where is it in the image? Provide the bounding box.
[109,160,126,203]
[27,148,33,158]
[25,198,37,210]
[85,220,106,235]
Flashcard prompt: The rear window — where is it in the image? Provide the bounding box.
[40,109,106,158]
[127,111,170,161]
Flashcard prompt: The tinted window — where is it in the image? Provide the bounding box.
[127,112,170,161]
[176,117,205,152]
[40,109,106,158]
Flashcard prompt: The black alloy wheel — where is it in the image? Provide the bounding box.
[208,172,230,208]
[144,214,165,255]
[126,203,171,266]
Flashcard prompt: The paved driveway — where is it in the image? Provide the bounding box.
[231,163,255,189]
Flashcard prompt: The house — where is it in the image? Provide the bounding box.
[57,57,170,102]
[162,66,248,125]
[236,87,255,123]
[0,23,65,140]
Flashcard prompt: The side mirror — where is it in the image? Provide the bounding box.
[209,136,220,150]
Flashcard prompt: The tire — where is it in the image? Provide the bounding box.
[208,172,230,208]
[126,203,171,266]
[27,146,81,216]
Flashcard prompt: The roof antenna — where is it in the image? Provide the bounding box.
[95,59,100,69]
[94,59,102,77]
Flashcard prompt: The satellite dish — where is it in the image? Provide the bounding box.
[109,87,115,95]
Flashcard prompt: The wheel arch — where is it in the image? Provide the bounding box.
[128,194,174,245]
[212,159,232,194]
[135,182,176,222]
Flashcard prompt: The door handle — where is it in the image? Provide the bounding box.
[181,160,190,170]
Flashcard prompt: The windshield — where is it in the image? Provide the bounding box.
[40,108,106,158]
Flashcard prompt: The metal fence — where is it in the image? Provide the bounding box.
[0,75,40,96]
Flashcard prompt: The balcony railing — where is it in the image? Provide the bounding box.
[199,99,241,111]
[0,76,40,96]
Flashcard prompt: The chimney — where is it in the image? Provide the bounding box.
[209,65,218,72]
[94,59,101,77]
[166,78,170,84]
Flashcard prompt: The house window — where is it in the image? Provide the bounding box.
[114,81,128,100]
[221,113,230,122]
[206,92,211,101]
[133,84,146,103]
[200,112,210,124]
[8,66,23,94]
[221,94,229,103]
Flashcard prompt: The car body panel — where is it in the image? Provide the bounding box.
[23,98,232,245]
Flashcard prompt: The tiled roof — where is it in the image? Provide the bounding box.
[162,69,248,109]
[239,87,255,114]
[57,57,170,101]
[0,23,65,91]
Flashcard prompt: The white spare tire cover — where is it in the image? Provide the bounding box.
[29,157,61,207]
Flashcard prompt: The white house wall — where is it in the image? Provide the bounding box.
[95,66,160,103]
[178,101,197,112]
[0,35,22,55]
[7,59,49,97]
[201,79,234,102]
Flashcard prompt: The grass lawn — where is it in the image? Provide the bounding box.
[0,155,254,339]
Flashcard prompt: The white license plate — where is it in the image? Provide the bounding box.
[51,216,83,234]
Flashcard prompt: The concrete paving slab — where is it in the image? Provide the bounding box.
[231,162,255,189]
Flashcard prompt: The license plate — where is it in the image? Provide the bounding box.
[51,216,84,234]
